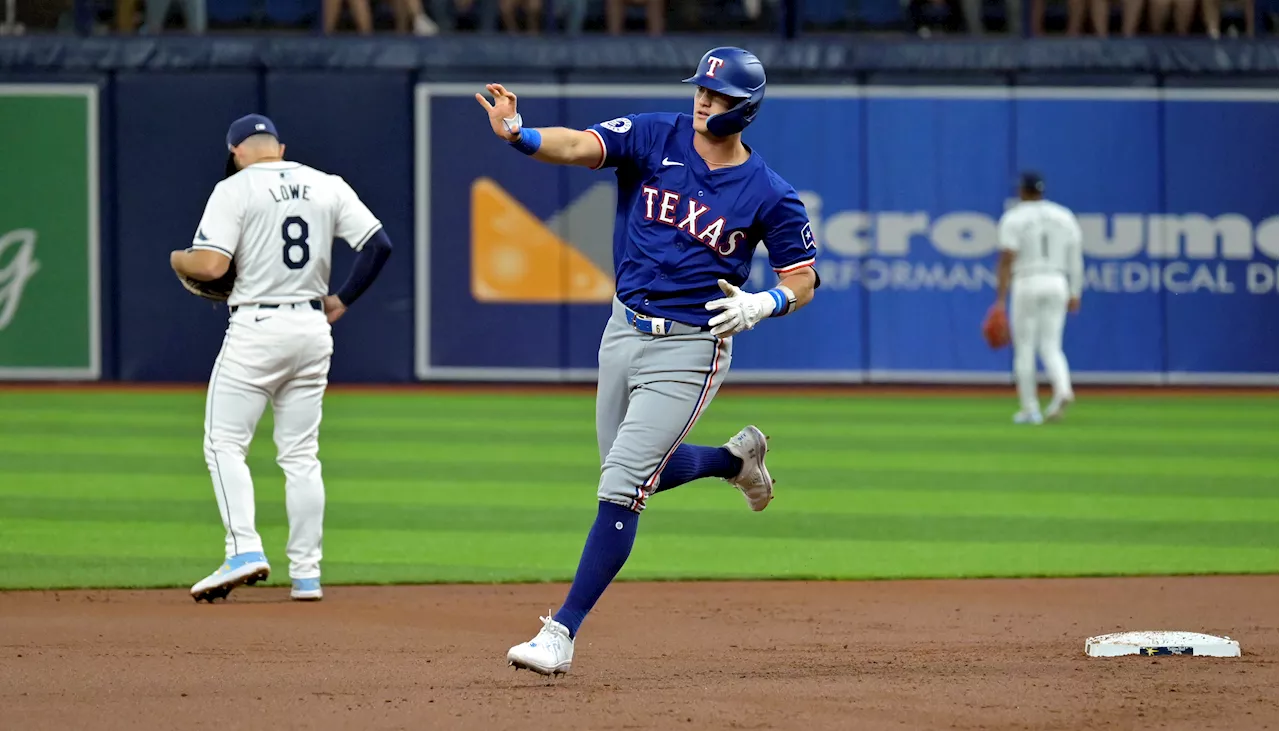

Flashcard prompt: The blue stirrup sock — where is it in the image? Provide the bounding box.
[552,501,639,638]
[652,444,743,494]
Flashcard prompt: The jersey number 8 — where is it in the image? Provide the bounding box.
[282,216,311,270]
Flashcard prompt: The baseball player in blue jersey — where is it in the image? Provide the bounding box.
[476,47,820,676]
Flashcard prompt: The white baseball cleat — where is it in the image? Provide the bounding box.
[1045,395,1074,423]
[290,577,323,601]
[190,551,270,603]
[1013,410,1044,425]
[507,614,573,676]
[723,425,774,512]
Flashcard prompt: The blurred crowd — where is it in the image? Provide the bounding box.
[2,0,1271,37]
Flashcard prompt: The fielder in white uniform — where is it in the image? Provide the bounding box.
[994,171,1084,425]
[170,114,393,603]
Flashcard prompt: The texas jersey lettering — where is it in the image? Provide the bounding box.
[586,112,817,327]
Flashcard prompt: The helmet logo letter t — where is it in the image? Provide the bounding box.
[706,57,724,78]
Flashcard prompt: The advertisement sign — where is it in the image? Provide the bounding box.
[414,84,1277,384]
[0,85,100,379]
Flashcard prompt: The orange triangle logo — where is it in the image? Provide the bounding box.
[470,177,615,303]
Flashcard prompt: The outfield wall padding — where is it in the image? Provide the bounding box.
[0,37,1274,385]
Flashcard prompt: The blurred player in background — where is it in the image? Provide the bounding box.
[993,171,1084,424]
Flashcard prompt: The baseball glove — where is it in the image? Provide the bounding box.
[982,304,1010,349]
[177,255,237,302]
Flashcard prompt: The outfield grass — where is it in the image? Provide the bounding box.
[0,389,1274,590]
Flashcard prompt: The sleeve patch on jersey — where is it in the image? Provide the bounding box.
[801,222,816,250]
[600,117,632,134]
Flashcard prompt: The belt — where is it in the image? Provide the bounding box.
[230,299,323,314]
[623,304,709,336]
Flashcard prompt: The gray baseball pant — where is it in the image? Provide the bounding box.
[594,297,733,512]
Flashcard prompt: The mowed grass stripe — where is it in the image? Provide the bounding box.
[1,419,1272,461]
[0,419,586,442]
[829,469,1271,499]
[2,419,1272,474]
[2,438,1267,481]
[701,399,1273,427]
[327,392,1273,420]
[0,497,1272,548]
[0,412,597,439]
[3,474,1273,524]
[0,554,581,590]
[3,390,1272,421]
[4,393,1270,440]
[0,392,586,418]
[0,521,593,566]
[623,536,1279,580]
[0,434,595,461]
[0,454,605,483]
[3,457,1273,500]
[3,472,1274,516]
[0,537,1272,591]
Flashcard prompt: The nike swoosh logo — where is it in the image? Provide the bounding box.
[662,157,684,167]
[255,316,271,322]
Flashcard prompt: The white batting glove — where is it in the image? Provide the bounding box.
[704,279,777,337]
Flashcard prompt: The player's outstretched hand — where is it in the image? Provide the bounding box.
[475,83,520,142]
[1068,297,1081,314]
[705,279,772,338]
[322,295,347,325]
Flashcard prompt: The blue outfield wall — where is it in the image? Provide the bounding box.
[418,84,1278,384]
[0,36,1275,385]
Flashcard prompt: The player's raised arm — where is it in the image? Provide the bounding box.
[476,84,604,169]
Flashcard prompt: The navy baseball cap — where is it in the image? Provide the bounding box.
[1018,170,1045,193]
[226,114,280,150]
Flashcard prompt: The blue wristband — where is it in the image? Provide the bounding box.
[765,288,787,316]
[765,286,797,317]
[509,127,542,156]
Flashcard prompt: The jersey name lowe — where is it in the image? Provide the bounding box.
[191,161,382,308]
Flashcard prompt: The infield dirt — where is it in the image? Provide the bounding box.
[1,575,1275,731]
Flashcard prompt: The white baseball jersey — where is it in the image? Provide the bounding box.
[190,161,382,308]
[997,199,1085,297]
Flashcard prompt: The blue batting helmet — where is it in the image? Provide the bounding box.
[682,47,766,138]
